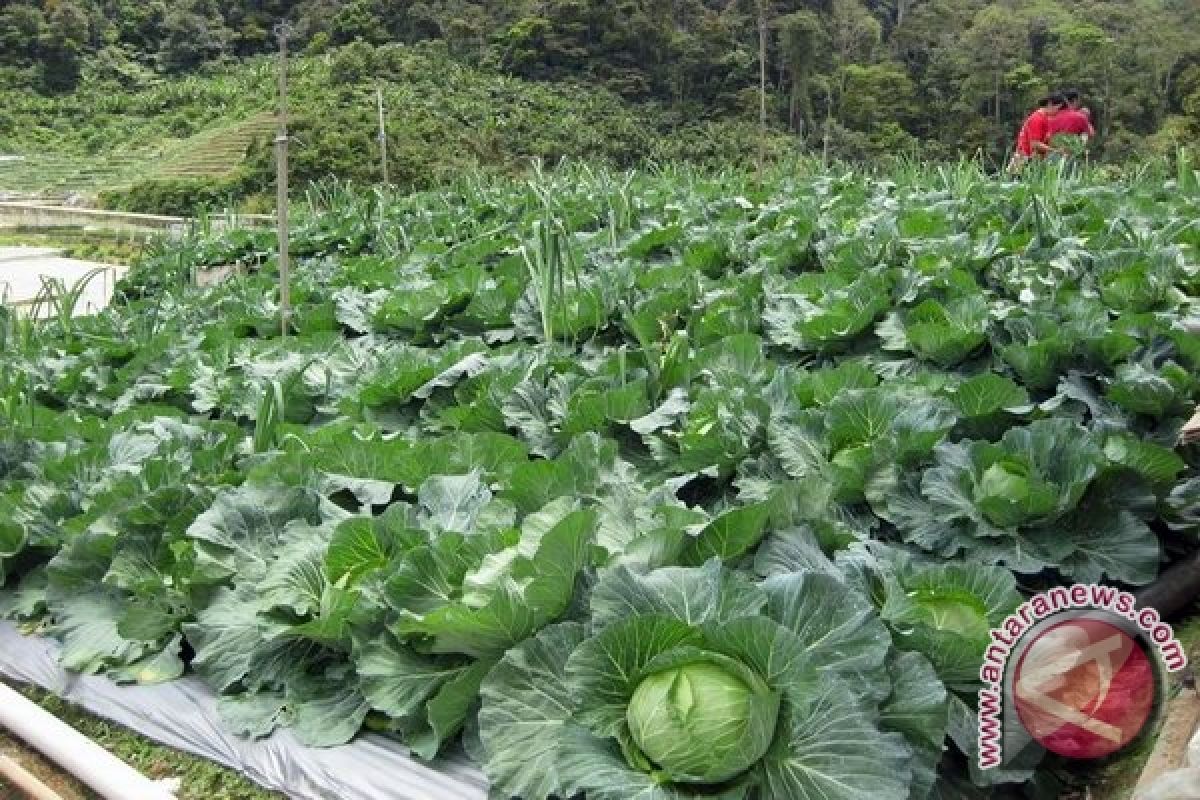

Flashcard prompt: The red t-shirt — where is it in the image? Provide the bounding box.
[1016,110,1052,157]
[1049,109,1095,137]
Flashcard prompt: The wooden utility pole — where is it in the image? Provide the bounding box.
[274,21,293,338]
[377,85,389,186]
[757,0,768,179]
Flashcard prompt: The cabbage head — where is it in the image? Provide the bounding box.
[626,655,779,783]
[477,560,948,800]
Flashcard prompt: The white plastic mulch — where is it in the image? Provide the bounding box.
[0,622,488,800]
[0,247,128,317]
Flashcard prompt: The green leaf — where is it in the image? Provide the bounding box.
[765,270,893,353]
[185,586,285,692]
[759,681,912,800]
[408,658,495,760]
[879,652,948,800]
[1102,433,1185,488]
[679,503,773,566]
[0,569,49,620]
[946,693,1038,786]
[355,633,470,720]
[562,379,652,436]
[386,530,509,616]
[0,518,28,583]
[881,561,1020,686]
[326,513,420,587]
[1107,361,1193,418]
[394,509,595,656]
[287,670,371,747]
[257,523,334,617]
[589,560,767,629]
[762,572,890,694]
[895,295,990,367]
[373,269,481,333]
[417,471,494,533]
[702,616,815,691]
[52,592,150,674]
[1055,508,1160,585]
[789,362,879,408]
[478,623,584,800]
[218,691,292,739]
[630,388,691,435]
[753,526,839,578]
[116,599,183,643]
[186,485,325,584]
[558,723,719,800]
[951,373,1030,419]
[108,635,185,685]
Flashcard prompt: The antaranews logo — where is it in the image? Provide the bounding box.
[977,583,1187,769]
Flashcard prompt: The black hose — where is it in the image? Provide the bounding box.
[1136,550,1200,620]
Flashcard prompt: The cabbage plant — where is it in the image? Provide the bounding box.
[879,417,1160,584]
[477,560,947,800]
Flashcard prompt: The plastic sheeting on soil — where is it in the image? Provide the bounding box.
[0,622,488,800]
[0,247,128,318]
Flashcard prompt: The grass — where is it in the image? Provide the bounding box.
[0,682,281,800]
[0,229,153,265]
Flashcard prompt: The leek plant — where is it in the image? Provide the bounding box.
[252,379,287,453]
[521,215,578,344]
[521,173,584,345]
[28,268,109,338]
[0,363,33,432]
[1178,148,1199,196]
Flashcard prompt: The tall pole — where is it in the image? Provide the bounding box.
[757,0,768,180]
[377,84,389,186]
[274,21,293,338]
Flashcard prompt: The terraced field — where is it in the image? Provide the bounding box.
[153,114,277,181]
[0,152,149,198]
[0,113,276,200]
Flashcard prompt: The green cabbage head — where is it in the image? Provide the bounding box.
[975,458,1057,528]
[626,655,780,784]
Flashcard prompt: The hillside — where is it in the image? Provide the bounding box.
[2,0,1200,207]
[0,43,787,210]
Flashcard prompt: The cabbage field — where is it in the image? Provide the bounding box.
[2,159,1200,799]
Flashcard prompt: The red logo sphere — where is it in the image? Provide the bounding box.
[1012,617,1157,760]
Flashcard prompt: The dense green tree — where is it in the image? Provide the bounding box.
[38,0,90,90]
[776,11,820,134]
[839,62,917,133]
[1,0,1198,163]
[0,4,44,64]
[331,0,387,45]
[159,7,227,73]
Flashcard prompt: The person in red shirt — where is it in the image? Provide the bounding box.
[1049,89,1096,148]
[1008,93,1066,174]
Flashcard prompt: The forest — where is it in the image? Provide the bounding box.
[2,0,1199,167]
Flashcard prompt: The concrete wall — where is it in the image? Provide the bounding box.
[0,202,186,233]
[0,202,273,234]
